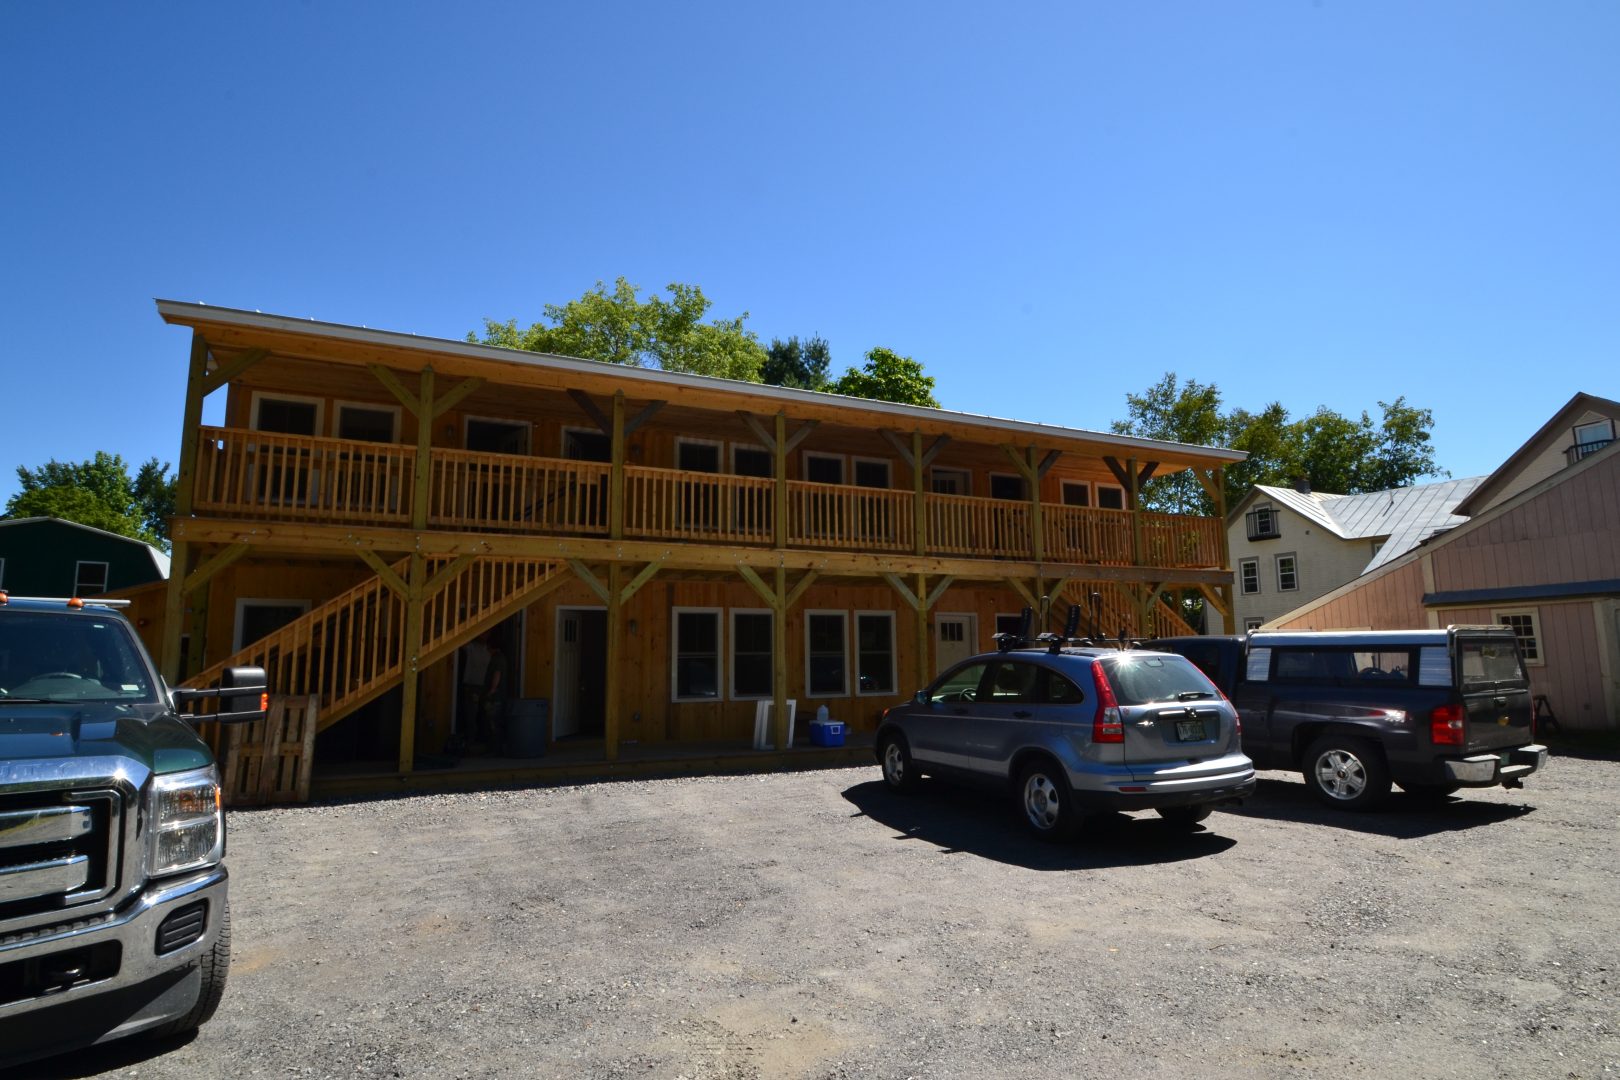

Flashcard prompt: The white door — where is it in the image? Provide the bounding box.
[935,613,977,675]
[553,610,583,737]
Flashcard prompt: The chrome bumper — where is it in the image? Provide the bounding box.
[1443,744,1548,785]
[0,865,226,1060]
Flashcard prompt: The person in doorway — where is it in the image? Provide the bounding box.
[460,634,492,749]
[480,638,510,752]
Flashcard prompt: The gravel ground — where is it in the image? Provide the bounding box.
[27,756,1620,1080]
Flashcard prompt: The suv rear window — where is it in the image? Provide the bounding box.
[1101,654,1218,705]
[1459,639,1527,691]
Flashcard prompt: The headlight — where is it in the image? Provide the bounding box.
[148,766,224,876]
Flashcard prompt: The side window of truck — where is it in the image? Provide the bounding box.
[1271,648,1416,686]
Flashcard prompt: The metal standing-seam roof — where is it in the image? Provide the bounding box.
[1247,477,1485,573]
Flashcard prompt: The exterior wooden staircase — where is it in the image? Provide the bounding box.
[184,555,563,734]
[1054,581,1199,641]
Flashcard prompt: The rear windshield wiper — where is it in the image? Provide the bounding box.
[1176,691,1213,701]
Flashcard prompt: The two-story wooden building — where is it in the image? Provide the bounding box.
[151,300,1244,796]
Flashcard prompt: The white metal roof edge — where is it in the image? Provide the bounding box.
[154,299,1247,465]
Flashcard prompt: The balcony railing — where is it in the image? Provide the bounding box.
[1566,438,1614,466]
[193,427,1225,568]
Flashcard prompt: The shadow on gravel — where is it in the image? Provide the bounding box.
[842,780,1236,869]
[1227,775,1537,837]
[8,1031,197,1080]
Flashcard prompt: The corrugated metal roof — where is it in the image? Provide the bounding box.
[1250,476,1484,573]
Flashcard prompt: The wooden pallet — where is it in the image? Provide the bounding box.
[218,694,319,805]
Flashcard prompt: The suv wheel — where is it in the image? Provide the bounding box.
[1017,761,1079,842]
[1156,804,1213,828]
[880,735,919,794]
[1303,735,1391,810]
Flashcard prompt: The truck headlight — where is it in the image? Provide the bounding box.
[148,766,225,876]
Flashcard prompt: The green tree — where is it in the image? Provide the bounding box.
[473,278,766,381]
[830,347,940,407]
[5,452,177,548]
[1111,374,1447,516]
[761,335,832,391]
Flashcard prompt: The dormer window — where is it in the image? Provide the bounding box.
[1246,505,1281,540]
[1568,419,1615,465]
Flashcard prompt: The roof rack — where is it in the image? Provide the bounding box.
[992,597,1141,655]
[0,593,132,609]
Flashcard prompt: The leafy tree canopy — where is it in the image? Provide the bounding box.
[830,347,940,408]
[5,452,177,549]
[1111,373,1446,515]
[761,335,832,391]
[473,278,766,381]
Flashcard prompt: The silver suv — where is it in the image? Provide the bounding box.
[875,646,1256,840]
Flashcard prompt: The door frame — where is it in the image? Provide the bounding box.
[933,611,978,676]
[552,604,606,738]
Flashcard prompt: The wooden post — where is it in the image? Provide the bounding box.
[772,564,789,750]
[609,390,626,540]
[1027,447,1045,563]
[411,368,436,531]
[915,572,930,690]
[774,412,788,549]
[397,554,426,774]
[912,431,927,557]
[605,562,623,761]
[160,333,210,683]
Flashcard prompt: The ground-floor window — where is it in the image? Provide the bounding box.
[672,607,722,701]
[805,611,848,696]
[730,610,773,699]
[1493,608,1543,666]
[855,612,896,695]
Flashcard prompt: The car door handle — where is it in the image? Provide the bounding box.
[1013,710,1032,719]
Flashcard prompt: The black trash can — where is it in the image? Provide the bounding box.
[505,698,550,758]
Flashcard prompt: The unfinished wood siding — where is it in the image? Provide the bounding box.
[1431,451,1620,593]
[1271,560,1428,631]
[1439,601,1617,731]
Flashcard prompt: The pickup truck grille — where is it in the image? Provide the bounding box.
[0,790,122,922]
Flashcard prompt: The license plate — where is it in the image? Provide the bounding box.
[1175,718,1206,742]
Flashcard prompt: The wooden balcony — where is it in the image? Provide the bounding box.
[193,426,1225,569]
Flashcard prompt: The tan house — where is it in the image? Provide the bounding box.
[142,301,1246,798]
[1268,393,1620,733]
[1219,476,1482,631]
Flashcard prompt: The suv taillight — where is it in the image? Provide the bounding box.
[1091,660,1124,744]
[1430,702,1465,746]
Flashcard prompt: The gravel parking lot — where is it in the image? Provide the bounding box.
[30,756,1619,1080]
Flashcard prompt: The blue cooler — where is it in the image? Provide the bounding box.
[809,720,846,747]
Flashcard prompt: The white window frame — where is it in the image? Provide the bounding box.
[73,560,109,597]
[1244,618,1264,632]
[730,442,772,477]
[1276,552,1299,592]
[465,415,531,455]
[803,451,846,485]
[988,471,1028,502]
[250,391,325,435]
[675,436,725,474]
[803,609,849,698]
[1060,480,1091,506]
[333,400,401,442]
[1095,483,1127,511]
[854,610,898,697]
[233,598,312,651]
[1573,418,1615,446]
[851,456,893,489]
[1493,608,1544,667]
[729,608,774,701]
[671,606,725,702]
[929,467,970,495]
[1239,558,1260,595]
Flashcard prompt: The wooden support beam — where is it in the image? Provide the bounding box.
[567,559,611,603]
[198,348,268,398]
[1000,443,1037,483]
[783,420,820,454]
[623,400,665,437]
[1028,447,1046,563]
[784,570,819,609]
[160,542,189,684]
[737,564,777,606]
[1127,456,1144,565]
[883,572,922,611]
[771,564,789,751]
[910,431,926,557]
[610,391,626,540]
[914,573,930,690]
[619,559,664,604]
[738,411,777,453]
[430,376,485,420]
[356,548,409,598]
[773,412,788,549]
[411,368,436,530]
[370,364,420,414]
[162,332,210,682]
[1037,449,1062,478]
[880,429,914,468]
[398,554,426,774]
[605,563,624,761]
[1004,576,1036,609]
[1193,468,1223,508]
[184,578,209,680]
[925,575,956,610]
[921,435,950,469]
[566,389,611,434]
[182,542,248,596]
[422,554,475,599]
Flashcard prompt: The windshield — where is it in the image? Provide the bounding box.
[0,611,159,704]
[1103,653,1220,705]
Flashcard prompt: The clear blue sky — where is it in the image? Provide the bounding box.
[2,2,1615,503]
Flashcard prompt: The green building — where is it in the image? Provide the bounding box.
[0,517,170,597]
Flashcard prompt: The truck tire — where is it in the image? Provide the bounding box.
[149,897,231,1040]
[1303,735,1391,810]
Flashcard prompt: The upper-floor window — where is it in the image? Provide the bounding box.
[1247,505,1280,540]
[468,417,530,455]
[562,427,608,462]
[1239,558,1260,595]
[677,438,722,473]
[336,403,399,443]
[1276,553,1298,592]
[930,468,970,496]
[74,561,109,597]
[853,458,891,489]
[804,452,844,485]
[1061,481,1090,507]
[732,445,772,478]
[989,473,1027,501]
[1096,485,1126,511]
[1569,419,1616,464]
[251,393,321,435]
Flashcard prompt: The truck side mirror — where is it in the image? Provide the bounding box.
[174,665,270,724]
